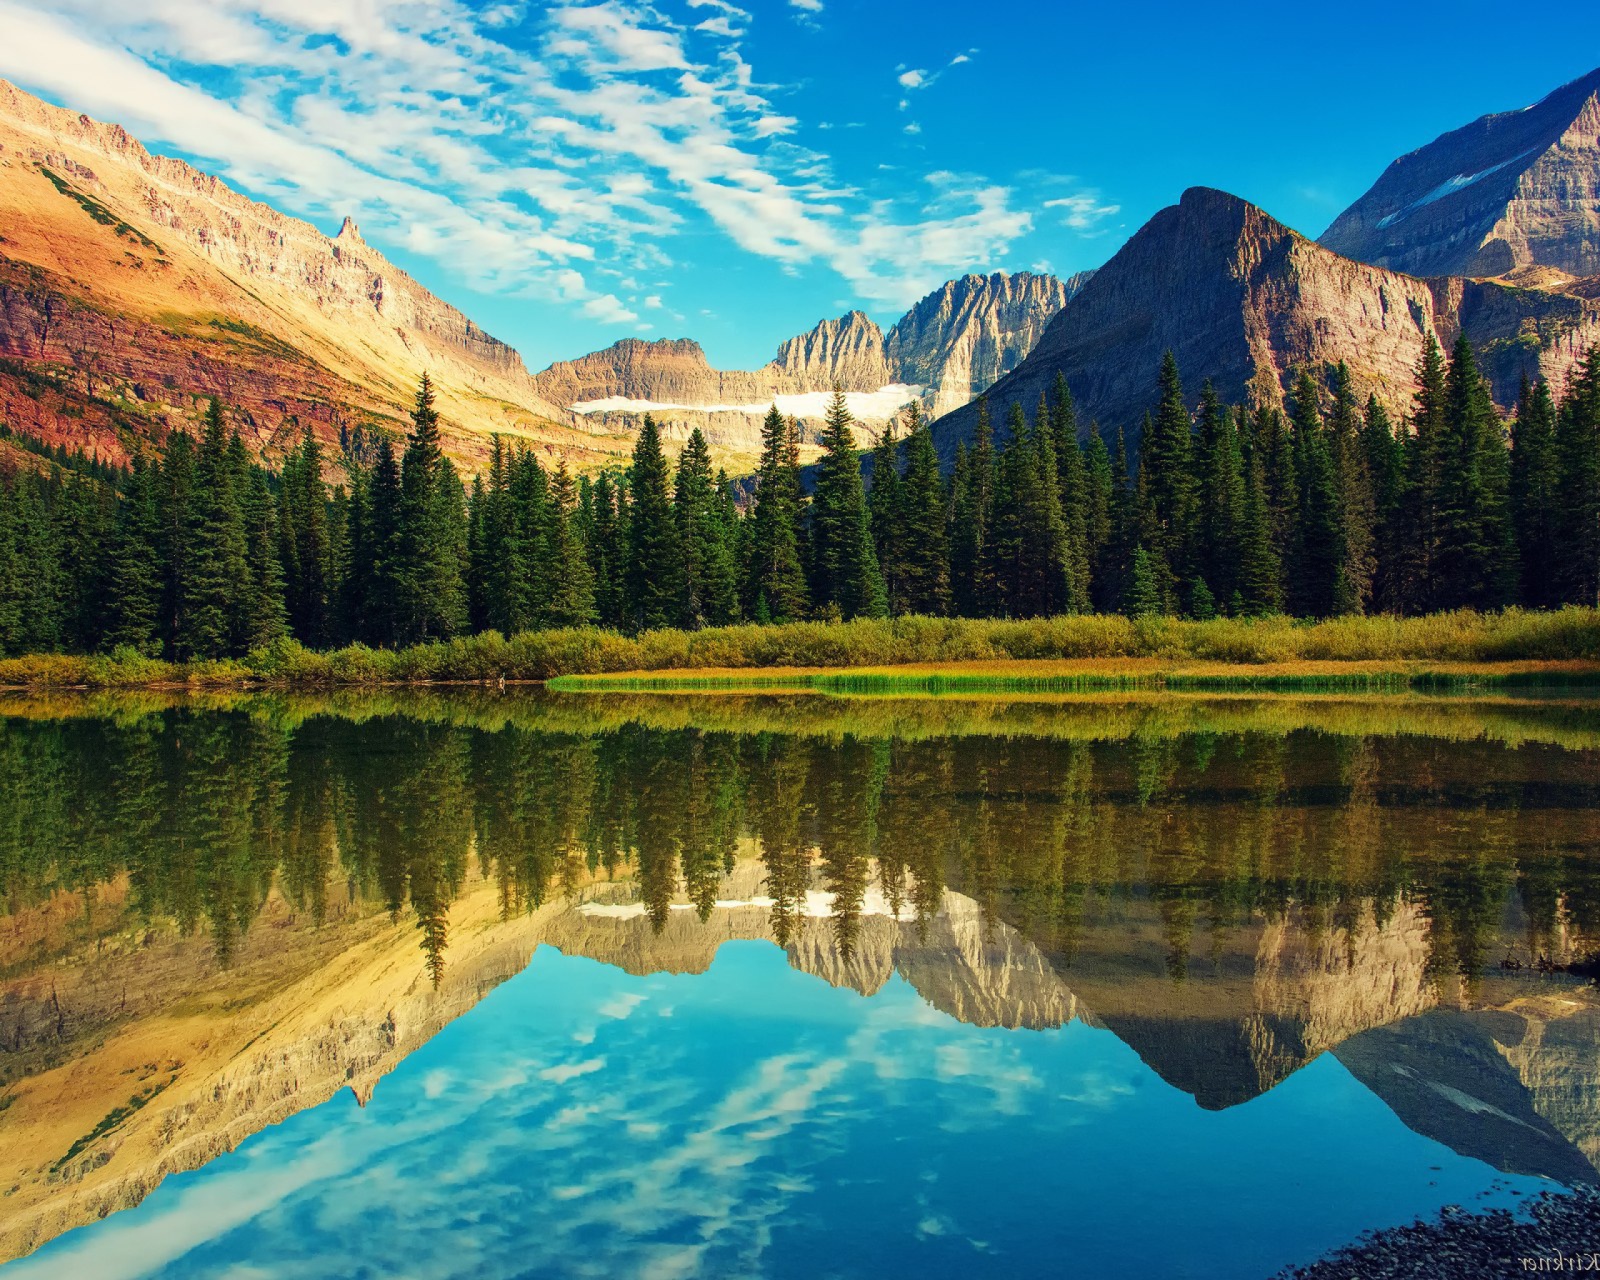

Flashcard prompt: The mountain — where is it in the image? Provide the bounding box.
[887,270,1090,417]
[1320,67,1600,280]
[537,271,1088,451]
[0,79,593,472]
[932,186,1600,455]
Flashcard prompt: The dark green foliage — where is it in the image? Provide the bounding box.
[1555,349,1600,606]
[625,415,681,631]
[809,388,887,619]
[674,428,736,628]
[1512,377,1562,610]
[396,374,468,643]
[949,399,996,617]
[898,404,950,616]
[1194,385,1244,611]
[1288,370,1341,618]
[746,406,810,623]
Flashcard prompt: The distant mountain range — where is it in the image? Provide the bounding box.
[1,64,1598,475]
[935,66,1600,453]
[533,269,1090,453]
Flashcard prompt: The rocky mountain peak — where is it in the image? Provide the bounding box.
[931,183,1600,459]
[1320,66,1600,278]
[336,215,364,243]
[769,309,890,389]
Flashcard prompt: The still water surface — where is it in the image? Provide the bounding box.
[2,690,1598,1278]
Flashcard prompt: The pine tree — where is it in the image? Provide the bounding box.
[1288,370,1341,618]
[1140,351,1197,592]
[1434,335,1511,610]
[1236,445,1282,615]
[362,435,403,646]
[988,397,1067,617]
[510,448,550,626]
[280,428,333,647]
[157,428,197,658]
[187,399,251,657]
[1328,362,1376,615]
[586,471,627,627]
[1395,332,1448,613]
[1511,376,1562,609]
[544,461,597,628]
[950,398,996,616]
[810,387,887,619]
[898,403,951,615]
[396,374,468,642]
[1555,348,1600,606]
[868,414,907,614]
[1194,384,1244,610]
[105,453,163,654]
[1125,546,1163,619]
[238,450,288,651]
[674,428,736,628]
[746,405,810,622]
[0,475,20,655]
[1253,404,1298,611]
[1051,375,1092,613]
[1362,396,1404,613]
[1083,427,1115,610]
[625,414,682,631]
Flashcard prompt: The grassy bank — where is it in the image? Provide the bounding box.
[3,609,1600,691]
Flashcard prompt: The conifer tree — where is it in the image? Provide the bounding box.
[1194,384,1244,610]
[240,461,288,651]
[0,475,20,655]
[157,428,197,658]
[187,399,251,657]
[1328,362,1376,615]
[1051,375,1092,613]
[1236,446,1282,615]
[510,448,550,626]
[1125,546,1163,618]
[586,471,627,627]
[810,387,887,619]
[898,403,950,615]
[746,405,810,622]
[1512,377,1562,609]
[1434,336,1512,610]
[1253,404,1298,609]
[1289,370,1341,618]
[950,399,996,616]
[362,435,403,646]
[544,461,597,628]
[1140,351,1197,592]
[1556,348,1600,606]
[625,414,681,631]
[869,413,908,614]
[1394,333,1448,613]
[1083,427,1115,610]
[1362,396,1404,613]
[674,428,736,628]
[396,374,468,642]
[280,428,333,648]
[105,453,163,654]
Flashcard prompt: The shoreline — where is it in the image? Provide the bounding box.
[2,657,1600,696]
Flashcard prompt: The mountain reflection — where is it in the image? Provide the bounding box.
[2,689,1599,1266]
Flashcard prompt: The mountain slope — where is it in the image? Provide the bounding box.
[932,187,1600,456]
[0,80,597,471]
[537,271,1089,452]
[1320,66,1600,279]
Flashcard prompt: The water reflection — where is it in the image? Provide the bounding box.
[2,690,1599,1273]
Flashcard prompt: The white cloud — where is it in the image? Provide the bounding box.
[0,0,1056,334]
[1043,193,1123,232]
[898,69,926,90]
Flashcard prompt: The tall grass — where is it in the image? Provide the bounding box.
[1,609,1599,690]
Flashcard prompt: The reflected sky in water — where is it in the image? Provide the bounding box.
[9,942,1549,1280]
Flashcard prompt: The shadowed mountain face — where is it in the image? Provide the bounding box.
[930,187,1600,456]
[2,690,1600,1265]
[1321,67,1600,280]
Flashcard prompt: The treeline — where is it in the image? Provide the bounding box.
[1,341,1599,660]
[5,708,1594,983]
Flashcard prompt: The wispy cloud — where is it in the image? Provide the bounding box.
[1043,193,1123,233]
[0,1,1095,334]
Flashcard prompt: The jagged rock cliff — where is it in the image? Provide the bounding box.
[932,187,1600,457]
[0,79,589,471]
[536,272,1081,451]
[771,309,893,390]
[1321,67,1600,279]
[887,271,1089,417]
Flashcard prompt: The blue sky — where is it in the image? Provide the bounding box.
[3,0,1599,370]
[8,943,1549,1280]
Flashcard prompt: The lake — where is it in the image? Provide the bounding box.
[1,689,1597,1278]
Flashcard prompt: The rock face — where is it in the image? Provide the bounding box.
[537,272,1083,453]
[0,79,591,472]
[932,187,1600,457]
[887,271,1089,417]
[1320,67,1600,279]
[771,309,892,390]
